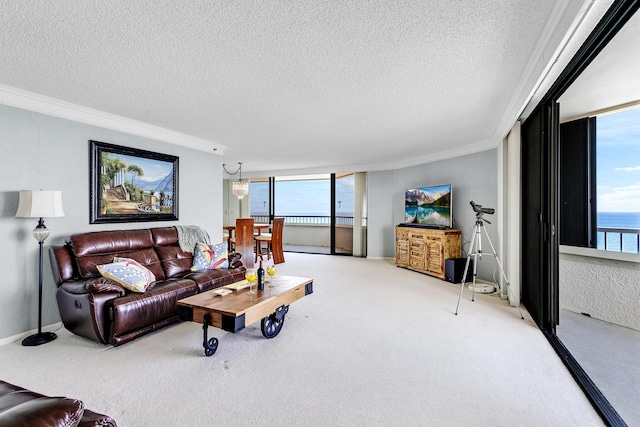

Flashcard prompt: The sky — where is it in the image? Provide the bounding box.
[596,107,640,212]
[116,154,173,182]
[250,175,354,216]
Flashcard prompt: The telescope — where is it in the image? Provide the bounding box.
[470,201,494,215]
[456,200,524,319]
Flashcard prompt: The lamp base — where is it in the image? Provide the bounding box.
[22,331,57,346]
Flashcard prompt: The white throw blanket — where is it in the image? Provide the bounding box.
[175,225,211,253]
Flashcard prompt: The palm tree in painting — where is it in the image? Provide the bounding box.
[127,164,144,187]
[101,153,127,187]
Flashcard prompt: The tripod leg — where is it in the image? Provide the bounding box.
[471,237,481,302]
[480,227,525,319]
[455,223,477,315]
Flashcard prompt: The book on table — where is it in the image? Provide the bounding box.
[222,280,249,291]
[212,288,233,296]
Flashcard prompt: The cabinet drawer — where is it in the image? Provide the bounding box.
[409,258,426,270]
[426,236,442,244]
[427,242,442,259]
[427,258,442,274]
[409,232,426,240]
[410,241,425,250]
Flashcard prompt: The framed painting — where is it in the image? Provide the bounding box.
[90,140,179,224]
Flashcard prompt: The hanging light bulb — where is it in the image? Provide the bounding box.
[223,162,249,200]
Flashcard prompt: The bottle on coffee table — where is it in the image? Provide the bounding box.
[257,260,265,291]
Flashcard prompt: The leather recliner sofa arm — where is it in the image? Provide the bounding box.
[57,279,125,345]
[60,278,126,297]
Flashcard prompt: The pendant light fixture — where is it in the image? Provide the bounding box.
[223,162,249,200]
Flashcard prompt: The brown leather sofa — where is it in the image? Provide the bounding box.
[0,379,116,426]
[49,226,245,346]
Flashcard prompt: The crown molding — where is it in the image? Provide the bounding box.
[245,136,499,178]
[0,84,225,155]
[496,0,597,136]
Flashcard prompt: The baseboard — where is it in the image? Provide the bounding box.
[0,322,63,347]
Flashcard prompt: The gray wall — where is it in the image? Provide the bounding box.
[0,105,223,341]
[0,102,500,341]
[367,149,499,280]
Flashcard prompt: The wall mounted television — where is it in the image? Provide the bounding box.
[404,184,452,228]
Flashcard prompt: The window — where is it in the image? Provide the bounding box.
[560,106,640,253]
[595,107,640,252]
[274,175,331,221]
[336,173,354,225]
[249,180,269,221]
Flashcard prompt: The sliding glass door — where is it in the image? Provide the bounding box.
[249,173,366,256]
[522,2,639,425]
[334,173,354,255]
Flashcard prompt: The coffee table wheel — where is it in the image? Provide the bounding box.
[261,305,289,338]
[202,313,219,356]
[261,315,284,338]
[204,337,218,357]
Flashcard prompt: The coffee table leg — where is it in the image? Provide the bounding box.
[203,313,219,356]
[261,305,289,338]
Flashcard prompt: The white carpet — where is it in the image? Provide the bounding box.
[0,253,603,426]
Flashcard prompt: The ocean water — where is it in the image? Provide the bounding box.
[250,212,353,225]
[597,212,640,252]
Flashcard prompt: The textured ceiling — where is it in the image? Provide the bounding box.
[1,0,575,176]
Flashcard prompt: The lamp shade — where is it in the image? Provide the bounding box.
[16,190,65,218]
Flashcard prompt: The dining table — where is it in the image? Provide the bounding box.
[223,223,271,253]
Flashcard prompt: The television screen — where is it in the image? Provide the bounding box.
[404,184,452,228]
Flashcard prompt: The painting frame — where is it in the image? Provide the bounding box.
[90,140,179,224]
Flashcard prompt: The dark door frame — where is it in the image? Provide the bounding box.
[262,174,352,256]
[523,1,639,425]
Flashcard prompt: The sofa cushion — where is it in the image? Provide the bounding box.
[69,229,164,280]
[109,278,198,338]
[73,248,164,281]
[150,227,179,246]
[97,260,156,293]
[70,229,154,257]
[154,246,193,278]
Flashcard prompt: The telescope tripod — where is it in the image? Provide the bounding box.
[454,212,524,319]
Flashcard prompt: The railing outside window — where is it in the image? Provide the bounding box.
[250,215,358,226]
[251,215,270,223]
[597,227,640,253]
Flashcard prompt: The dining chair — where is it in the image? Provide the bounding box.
[255,217,285,264]
[254,230,271,262]
[231,217,255,268]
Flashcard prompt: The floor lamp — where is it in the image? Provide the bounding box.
[15,190,65,346]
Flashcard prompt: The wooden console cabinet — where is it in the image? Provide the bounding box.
[395,226,461,279]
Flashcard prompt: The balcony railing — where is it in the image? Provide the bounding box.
[597,227,640,253]
[251,215,362,226]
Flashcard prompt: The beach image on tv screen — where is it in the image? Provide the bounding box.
[405,185,451,227]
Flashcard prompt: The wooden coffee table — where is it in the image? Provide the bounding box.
[177,275,313,356]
